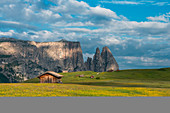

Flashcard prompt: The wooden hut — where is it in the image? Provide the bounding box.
[37,71,64,83]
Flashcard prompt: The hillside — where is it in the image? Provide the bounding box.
[24,68,170,88]
[0,68,169,97]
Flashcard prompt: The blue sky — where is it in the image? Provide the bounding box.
[0,0,170,69]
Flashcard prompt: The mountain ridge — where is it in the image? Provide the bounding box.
[0,37,119,82]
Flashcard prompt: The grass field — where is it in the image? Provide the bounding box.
[0,68,170,97]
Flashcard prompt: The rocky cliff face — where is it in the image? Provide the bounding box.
[101,46,119,72]
[0,38,119,83]
[93,47,103,72]
[85,47,119,72]
[84,57,93,71]
[0,38,85,82]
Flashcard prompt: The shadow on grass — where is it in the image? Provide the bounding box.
[64,81,170,88]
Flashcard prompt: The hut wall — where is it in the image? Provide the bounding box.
[39,74,58,83]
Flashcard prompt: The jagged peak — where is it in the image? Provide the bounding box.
[103,46,109,50]
[102,46,111,53]
[95,47,100,54]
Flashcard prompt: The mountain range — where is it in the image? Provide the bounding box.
[0,37,119,82]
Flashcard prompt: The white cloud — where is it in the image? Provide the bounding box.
[0,0,20,3]
[64,28,92,33]
[0,1,61,24]
[52,21,94,27]
[83,53,94,61]
[153,2,168,6]
[0,20,37,31]
[100,1,143,5]
[100,0,170,6]
[100,36,122,45]
[0,0,122,28]
[50,0,90,15]
[147,13,170,22]
[90,6,120,19]
[118,56,170,67]
[0,30,15,36]
[0,20,21,25]
[0,0,170,69]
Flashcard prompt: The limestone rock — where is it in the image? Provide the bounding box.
[84,57,93,71]
[0,38,119,82]
[101,46,119,71]
[0,38,85,82]
[93,47,104,72]
[85,47,119,72]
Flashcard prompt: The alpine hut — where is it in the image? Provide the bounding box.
[37,71,64,83]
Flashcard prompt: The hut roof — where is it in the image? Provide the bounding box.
[37,71,64,78]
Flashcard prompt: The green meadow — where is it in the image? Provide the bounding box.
[0,68,170,97]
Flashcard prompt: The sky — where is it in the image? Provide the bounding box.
[0,0,170,69]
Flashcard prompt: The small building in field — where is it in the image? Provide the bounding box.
[37,71,64,83]
[62,70,68,73]
[90,75,94,79]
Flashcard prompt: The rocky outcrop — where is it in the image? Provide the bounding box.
[84,57,93,71]
[0,38,85,82]
[0,37,119,82]
[85,47,119,72]
[93,48,103,72]
[101,46,119,72]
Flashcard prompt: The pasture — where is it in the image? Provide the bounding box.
[0,68,170,97]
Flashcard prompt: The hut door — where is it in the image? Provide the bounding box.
[47,77,50,83]
[47,76,52,83]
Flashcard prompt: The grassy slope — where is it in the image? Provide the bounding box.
[24,68,170,88]
[0,83,169,97]
[1,68,170,97]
